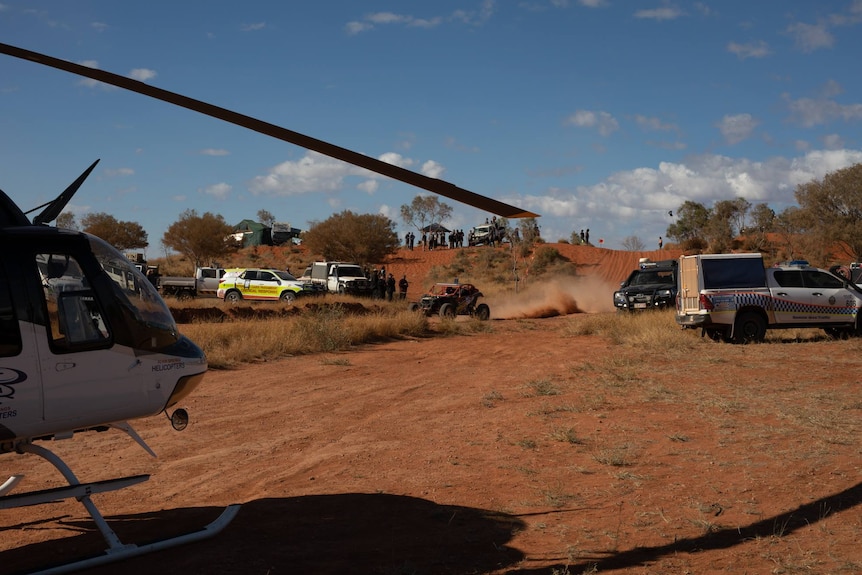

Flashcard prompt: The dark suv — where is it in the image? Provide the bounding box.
[613,259,678,311]
[409,282,490,320]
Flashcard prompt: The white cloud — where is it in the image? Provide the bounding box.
[240,22,266,32]
[91,21,107,32]
[77,60,104,89]
[367,12,411,25]
[786,22,834,52]
[345,21,372,34]
[518,149,862,224]
[421,160,445,179]
[348,4,492,34]
[783,85,862,127]
[635,115,678,133]
[727,40,770,59]
[634,5,682,21]
[104,167,134,177]
[357,179,379,194]
[717,113,758,144]
[565,110,619,136]
[248,150,443,198]
[200,148,230,156]
[378,152,413,168]
[822,134,845,149]
[128,68,156,82]
[200,182,232,200]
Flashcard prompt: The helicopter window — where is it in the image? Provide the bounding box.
[57,291,110,345]
[0,263,21,357]
[38,253,110,351]
[86,235,179,351]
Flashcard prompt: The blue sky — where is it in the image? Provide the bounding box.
[2,1,862,253]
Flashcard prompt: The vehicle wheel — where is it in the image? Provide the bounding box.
[733,312,766,343]
[824,327,850,340]
[224,290,242,303]
[408,302,419,312]
[280,290,296,304]
[439,303,455,319]
[475,303,490,321]
[704,328,726,342]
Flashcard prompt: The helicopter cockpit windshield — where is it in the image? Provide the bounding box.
[86,235,179,349]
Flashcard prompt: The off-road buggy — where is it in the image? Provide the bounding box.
[409,282,490,320]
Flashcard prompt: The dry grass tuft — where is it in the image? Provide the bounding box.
[182,304,427,368]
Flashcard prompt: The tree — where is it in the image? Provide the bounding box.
[162,209,236,267]
[621,235,646,251]
[81,212,148,250]
[742,203,776,252]
[666,201,710,245]
[704,200,737,253]
[730,197,751,236]
[257,209,276,228]
[400,195,453,235]
[794,163,862,261]
[55,211,78,230]
[302,210,399,266]
[774,206,805,262]
[519,217,541,245]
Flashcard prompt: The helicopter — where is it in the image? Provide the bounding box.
[0,42,538,571]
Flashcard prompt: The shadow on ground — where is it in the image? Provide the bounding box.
[3,493,524,574]
[506,480,862,574]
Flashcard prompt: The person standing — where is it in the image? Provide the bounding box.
[386,273,396,302]
[398,274,409,300]
[658,236,663,250]
[369,269,379,299]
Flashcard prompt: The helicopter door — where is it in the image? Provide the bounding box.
[34,252,145,428]
[0,258,36,439]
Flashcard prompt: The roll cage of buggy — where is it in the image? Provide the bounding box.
[409,282,490,320]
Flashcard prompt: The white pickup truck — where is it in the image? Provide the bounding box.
[157,266,227,298]
[676,253,862,342]
[304,261,373,296]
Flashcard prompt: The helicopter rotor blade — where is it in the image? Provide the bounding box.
[0,42,539,219]
[31,159,100,226]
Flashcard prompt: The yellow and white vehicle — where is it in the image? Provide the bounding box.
[217,268,306,303]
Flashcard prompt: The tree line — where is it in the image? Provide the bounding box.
[663,163,862,265]
[56,163,862,269]
[55,193,542,269]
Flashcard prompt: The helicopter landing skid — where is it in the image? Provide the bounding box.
[2,442,240,574]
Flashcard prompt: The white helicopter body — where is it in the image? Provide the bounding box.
[0,226,205,443]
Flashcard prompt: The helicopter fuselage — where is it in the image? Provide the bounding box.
[0,225,206,448]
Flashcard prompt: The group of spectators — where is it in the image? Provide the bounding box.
[368,266,409,301]
[405,230,468,251]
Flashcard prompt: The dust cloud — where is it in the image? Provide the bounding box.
[488,274,618,319]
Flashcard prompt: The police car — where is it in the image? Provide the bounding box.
[217,268,306,303]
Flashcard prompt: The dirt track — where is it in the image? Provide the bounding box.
[2,311,862,574]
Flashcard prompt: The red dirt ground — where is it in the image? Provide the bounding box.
[2,245,861,575]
